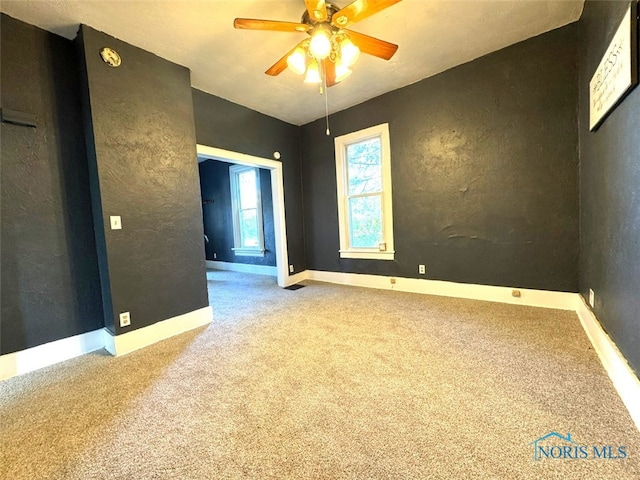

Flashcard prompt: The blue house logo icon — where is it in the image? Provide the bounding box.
[529,432,577,461]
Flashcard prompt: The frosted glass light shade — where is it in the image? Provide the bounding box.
[287,48,307,75]
[304,59,322,83]
[309,29,331,59]
[335,61,352,82]
[340,37,360,66]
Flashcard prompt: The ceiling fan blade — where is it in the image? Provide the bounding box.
[305,0,328,22]
[331,0,402,29]
[265,40,307,76]
[345,29,398,60]
[234,18,310,33]
[323,59,338,87]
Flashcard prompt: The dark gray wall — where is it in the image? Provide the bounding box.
[199,160,276,266]
[8,6,638,380]
[301,24,579,292]
[77,25,208,334]
[192,89,307,273]
[1,15,103,354]
[579,0,640,374]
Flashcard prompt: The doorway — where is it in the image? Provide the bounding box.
[196,144,290,288]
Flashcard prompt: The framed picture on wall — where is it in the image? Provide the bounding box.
[589,2,639,131]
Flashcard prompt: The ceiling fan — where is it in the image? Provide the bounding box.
[234,0,402,87]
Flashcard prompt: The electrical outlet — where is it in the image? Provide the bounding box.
[390,277,397,284]
[119,311,131,327]
[419,264,426,275]
[512,290,521,298]
[110,215,122,230]
[589,289,595,308]
[213,252,217,259]
[289,264,294,273]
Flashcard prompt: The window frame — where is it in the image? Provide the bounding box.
[229,164,265,257]
[334,123,395,260]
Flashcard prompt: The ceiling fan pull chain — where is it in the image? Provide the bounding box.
[323,61,330,136]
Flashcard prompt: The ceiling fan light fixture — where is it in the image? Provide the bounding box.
[234,0,401,87]
[309,27,332,59]
[287,47,307,75]
[304,58,322,84]
[339,37,360,67]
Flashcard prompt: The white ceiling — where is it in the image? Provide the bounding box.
[1,1,584,125]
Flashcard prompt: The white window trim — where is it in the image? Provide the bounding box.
[334,123,395,260]
[229,164,265,257]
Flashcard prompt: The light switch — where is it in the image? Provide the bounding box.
[110,215,122,230]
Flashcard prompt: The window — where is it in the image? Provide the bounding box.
[229,165,265,256]
[334,123,394,260]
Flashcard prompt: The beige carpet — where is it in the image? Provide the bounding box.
[1,270,639,479]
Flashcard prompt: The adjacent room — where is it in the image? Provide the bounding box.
[1,1,639,478]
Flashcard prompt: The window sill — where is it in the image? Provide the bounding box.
[232,248,265,257]
[339,250,395,260]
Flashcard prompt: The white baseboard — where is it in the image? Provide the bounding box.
[3,269,638,432]
[206,260,277,276]
[1,306,214,381]
[285,270,308,287]
[575,296,640,431]
[305,270,578,310]
[103,306,212,356]
[0,329,104,381]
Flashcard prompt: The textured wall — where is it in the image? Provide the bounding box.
[199,160,276,266]
[77,26,208,334]
[301,24,579,292]
[579,0,640,374]
[192,89,307,273]
[1,15,103,354]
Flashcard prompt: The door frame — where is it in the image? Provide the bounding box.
[197,144,290,287]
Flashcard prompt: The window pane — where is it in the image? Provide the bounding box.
[238,170,257,210]
[348,195,382,248]
[240,208,259,247]
[346,137,382,195]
